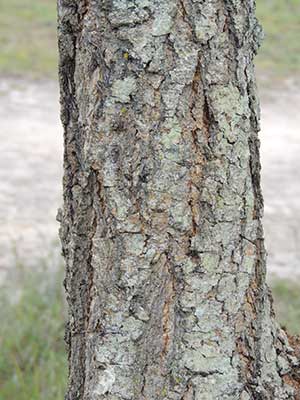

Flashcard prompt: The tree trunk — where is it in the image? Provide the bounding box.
[57,1,300,399]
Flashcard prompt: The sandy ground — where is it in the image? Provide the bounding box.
[0,77,299,282]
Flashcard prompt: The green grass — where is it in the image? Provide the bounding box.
[271,279,300,335]
[0,265,67,400]
[0,0,299,80]
[256,0,300,80]
[0,0,58,78]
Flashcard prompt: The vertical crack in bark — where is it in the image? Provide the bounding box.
[78,0,90,24]
[187,56,206,241]
[179,0,188,21]
[161,271,175,360]
[85,172,98,333]
[180,383,194,400]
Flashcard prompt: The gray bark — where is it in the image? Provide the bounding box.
[57,1,300,399]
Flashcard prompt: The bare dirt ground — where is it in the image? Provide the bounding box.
[260,82,300,278]
[0,79,63,281]
[0,77,299,282]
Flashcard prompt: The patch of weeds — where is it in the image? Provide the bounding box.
[0,264,67,400]
[271,278,300,335]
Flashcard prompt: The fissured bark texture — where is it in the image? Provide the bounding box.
[57,1,300,399]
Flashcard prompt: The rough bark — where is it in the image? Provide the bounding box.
[57,1,300,399]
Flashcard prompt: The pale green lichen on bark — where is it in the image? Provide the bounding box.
[57,0,300,399]
[111,77,137,103]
